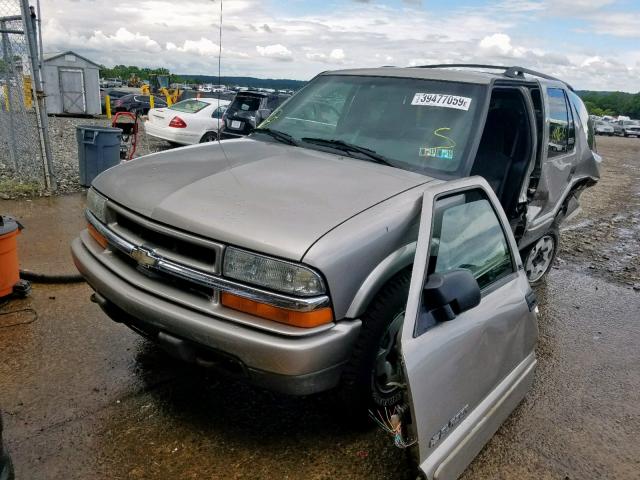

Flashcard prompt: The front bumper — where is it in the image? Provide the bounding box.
[71,236,361,395]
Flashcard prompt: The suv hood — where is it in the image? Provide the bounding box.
[93,139,430,260]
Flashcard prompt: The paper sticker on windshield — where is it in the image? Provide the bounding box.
[419,127,456,160]
[411,93,472,111]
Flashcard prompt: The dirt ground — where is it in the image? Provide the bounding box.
[559,135,640,289]
[0,136,638,479]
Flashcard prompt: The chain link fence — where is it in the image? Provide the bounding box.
[0,0,52,196]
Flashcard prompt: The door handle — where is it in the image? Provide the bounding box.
[525,290,537,312]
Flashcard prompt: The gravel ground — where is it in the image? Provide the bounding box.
[1,114,171,199]
[558,135,640,289]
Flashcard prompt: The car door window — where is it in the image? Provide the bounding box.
[428,189,514,290]
[547,88,574,157]
[211,105,226,119]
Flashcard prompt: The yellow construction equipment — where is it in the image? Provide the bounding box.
[141,74,181,105]
[127,74,142,88]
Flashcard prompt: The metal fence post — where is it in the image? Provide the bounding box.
[20,0,54,190]
[1,18,18,170]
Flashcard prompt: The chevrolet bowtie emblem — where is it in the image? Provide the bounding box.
[130,247,158,268]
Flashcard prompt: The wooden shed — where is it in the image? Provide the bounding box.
[42,51,101,115]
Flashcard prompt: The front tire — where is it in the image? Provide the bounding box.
[338,270,410,422]
[522,228,559,286]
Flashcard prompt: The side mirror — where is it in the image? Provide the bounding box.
[422,269,481,322]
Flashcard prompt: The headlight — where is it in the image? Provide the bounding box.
[223,247,326,296]
[87,188,108,223]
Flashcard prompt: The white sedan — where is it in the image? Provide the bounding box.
[144,98,230,145]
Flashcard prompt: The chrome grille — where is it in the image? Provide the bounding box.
[105,202,224,275]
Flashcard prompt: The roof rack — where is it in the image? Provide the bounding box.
[409,64,574,91]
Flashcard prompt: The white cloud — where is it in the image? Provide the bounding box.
[38,0,640,91]
[585,12,640,38]
[479,33,525,57]
[167,38,220,56]
[306,48,347,63]
[256,44,293,61]
[330,48,346,61]
[88,28,161,53]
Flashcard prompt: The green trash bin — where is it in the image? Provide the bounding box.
[76,126,122,187]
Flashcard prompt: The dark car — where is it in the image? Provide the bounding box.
[0,413,14,480]
[100,89,129,113]
[114,94,168,115]
[219,91,290,138]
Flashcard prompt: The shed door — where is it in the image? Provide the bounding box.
[59,68,85,114]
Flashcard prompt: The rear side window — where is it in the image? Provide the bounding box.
[170,100,208,113]
[547,88,575,157]
[428,189,514,289]
[568,90,594,150]
[211,105,227,118]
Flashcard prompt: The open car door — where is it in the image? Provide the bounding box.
[400,177,538,480]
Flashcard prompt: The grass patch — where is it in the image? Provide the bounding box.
[0,179,42,198]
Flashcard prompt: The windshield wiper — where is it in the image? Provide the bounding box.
[252,128,297,146]
[301,137,394,167]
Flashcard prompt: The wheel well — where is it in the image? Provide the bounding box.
[556,177,593,224]
[344,244,415,319]
[351,265,413,320]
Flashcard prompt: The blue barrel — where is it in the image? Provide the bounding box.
[76,126,122,187]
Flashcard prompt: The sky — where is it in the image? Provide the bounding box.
[40,0,640,92]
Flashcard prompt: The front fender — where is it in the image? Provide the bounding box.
[345,243,416,318]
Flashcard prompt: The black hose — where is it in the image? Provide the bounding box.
[19,269,85,284]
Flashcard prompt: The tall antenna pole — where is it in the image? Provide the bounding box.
[216,0,223,143]
[218,0,222,89]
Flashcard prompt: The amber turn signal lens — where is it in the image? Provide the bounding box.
[221,292,333,328]
[87,223,108,249]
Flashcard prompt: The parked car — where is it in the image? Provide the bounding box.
[0,413,14,480]
[616,119,640,137]
[100,78,123,88]
[113,94,167,115]
[73,65,599,479]
[594,120,614,136]
[219,91,291,139]
[145,98,231,145]
[99,89,129,113]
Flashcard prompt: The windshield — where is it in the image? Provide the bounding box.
[258,75,486,175]
[170,99,209,113]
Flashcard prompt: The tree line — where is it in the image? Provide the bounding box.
[97,65,306,91]
[99,65,175,82]
[577,90,640,118]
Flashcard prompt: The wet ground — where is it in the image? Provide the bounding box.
[1,136,639,479]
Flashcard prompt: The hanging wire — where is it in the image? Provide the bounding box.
[368,405,416,449]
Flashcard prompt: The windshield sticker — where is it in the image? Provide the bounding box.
[411,93,472,111]
[419,127,456,160]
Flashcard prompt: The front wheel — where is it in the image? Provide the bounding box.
[337,270,410,423]
[521,229,559,286]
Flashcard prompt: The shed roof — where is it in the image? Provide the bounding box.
[43,51,101,68]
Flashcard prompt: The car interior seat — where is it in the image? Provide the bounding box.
[471,108,514,200]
